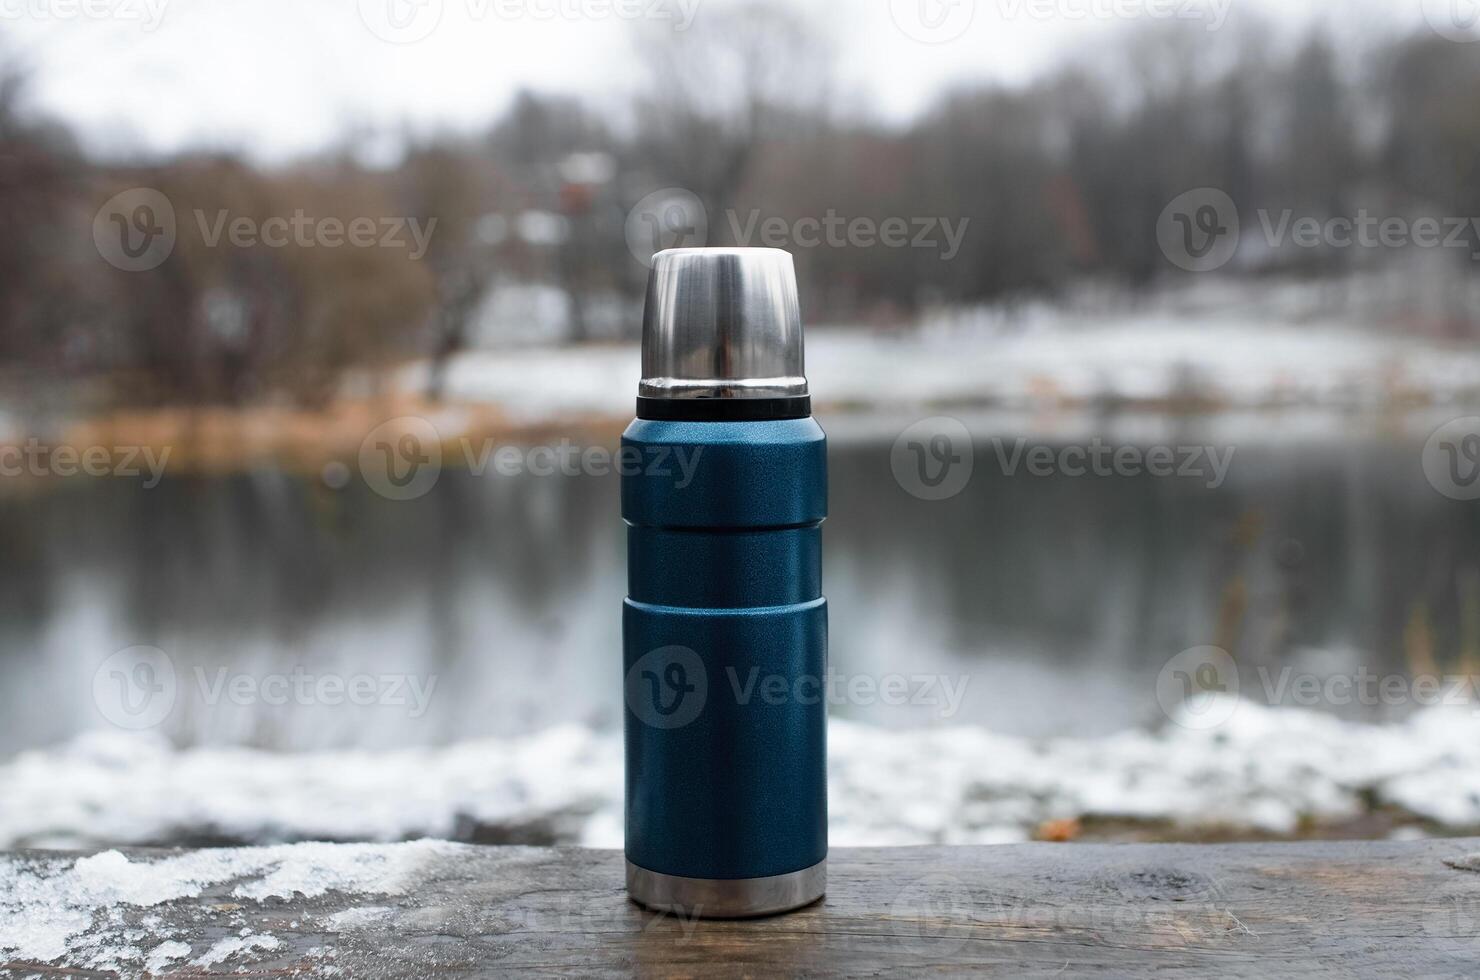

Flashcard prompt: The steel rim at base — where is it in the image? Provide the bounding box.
[626,859,826,918]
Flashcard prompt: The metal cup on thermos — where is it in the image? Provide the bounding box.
[622,247,827,917]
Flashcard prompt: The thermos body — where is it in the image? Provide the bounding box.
[623,248,828,917]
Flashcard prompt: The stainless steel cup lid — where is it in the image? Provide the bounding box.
[639,247,806,401]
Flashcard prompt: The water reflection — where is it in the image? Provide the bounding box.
[2,410,1476,754]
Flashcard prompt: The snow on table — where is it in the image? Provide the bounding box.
[0,840,459,972]
[4,839,1480,978]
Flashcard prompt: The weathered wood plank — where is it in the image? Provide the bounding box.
[6,839,1480,978]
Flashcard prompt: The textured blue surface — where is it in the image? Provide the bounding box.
[623,417,828,881]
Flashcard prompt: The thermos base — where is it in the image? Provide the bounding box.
[626,859,825,918]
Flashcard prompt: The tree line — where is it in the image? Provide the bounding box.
[1,8,1478,408]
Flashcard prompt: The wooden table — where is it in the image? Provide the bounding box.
[8,839,1480,977]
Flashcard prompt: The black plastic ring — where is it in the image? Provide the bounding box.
[635,395,812,422]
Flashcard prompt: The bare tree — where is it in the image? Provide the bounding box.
[396,140,505,401]
[632,1,833,222]
[0,61,88,378]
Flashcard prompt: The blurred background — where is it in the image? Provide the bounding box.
[4,0,1480,849]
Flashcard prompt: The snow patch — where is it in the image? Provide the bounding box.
[144,939,191,973]
[0,840,457,969]
[6,702,1480,857]
[324,905,395,930]
[194,933,282,967]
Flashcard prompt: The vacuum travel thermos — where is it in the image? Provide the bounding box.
[623,247,827,917]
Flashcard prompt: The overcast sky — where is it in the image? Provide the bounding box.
[0,0,1431,161]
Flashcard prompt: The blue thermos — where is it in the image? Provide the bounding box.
[623,247,827,917]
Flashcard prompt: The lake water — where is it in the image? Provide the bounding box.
[2,408,1476,755]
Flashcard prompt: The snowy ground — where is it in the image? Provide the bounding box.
[5,697,1480,855]
[398,284,1480,424]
